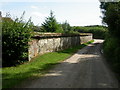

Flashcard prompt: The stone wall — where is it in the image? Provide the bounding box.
[28,33,93,61]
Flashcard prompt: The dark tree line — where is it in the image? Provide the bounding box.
[34,11,78,34]
[100,1,120,75]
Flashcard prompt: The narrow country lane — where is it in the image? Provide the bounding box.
[18,39,119,88]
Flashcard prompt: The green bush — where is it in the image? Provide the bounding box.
[100,2,120,76]
[2,12,33,67]
[103,37,118,59]
[61,20,72,33]
[71,25,107,39]
[103,37,120,73]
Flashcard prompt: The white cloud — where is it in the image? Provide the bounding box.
[1,1,103,26]
[0,0,101,2]
[0,0,43,2]
[31,6,38,9]
[99,0,120,2]
[30,12,49,25]
[31,12,48,17]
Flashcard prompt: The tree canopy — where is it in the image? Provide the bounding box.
[100,1,120,38]
[41,10,63,33]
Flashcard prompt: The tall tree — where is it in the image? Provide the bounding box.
[100,1,120,37]
[41,10,63,33]
[61,20,71,33]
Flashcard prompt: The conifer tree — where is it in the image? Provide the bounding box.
[42,10,63,33]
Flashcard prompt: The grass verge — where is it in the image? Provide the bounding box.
[2,40,94,88]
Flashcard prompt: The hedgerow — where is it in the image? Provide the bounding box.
[100,1,120,78]
[71,25,107,39]
[2,12,33,67]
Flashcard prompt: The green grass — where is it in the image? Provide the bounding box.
[2,40,94,88]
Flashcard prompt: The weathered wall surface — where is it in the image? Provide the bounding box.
[28,33,92,61]
[80,35,93,44]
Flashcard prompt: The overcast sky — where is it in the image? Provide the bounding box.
[0,0,103,26]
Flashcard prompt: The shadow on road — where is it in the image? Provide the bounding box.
[15,40,119,88]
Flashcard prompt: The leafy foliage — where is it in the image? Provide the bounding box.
[100,1,120,76]
[61,20,72,33]
[2,12,33,67]
[71,25,107,39]
[41,10,63,33]
[103,37,120,73]
[102,2,120,38]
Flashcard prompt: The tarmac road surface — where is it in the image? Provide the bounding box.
[17,39,119,88]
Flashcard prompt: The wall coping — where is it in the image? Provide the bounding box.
[32,32,92,39]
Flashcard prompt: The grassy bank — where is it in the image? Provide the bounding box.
[2,40,94,88]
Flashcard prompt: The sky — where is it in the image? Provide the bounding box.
[0,0,103,26]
